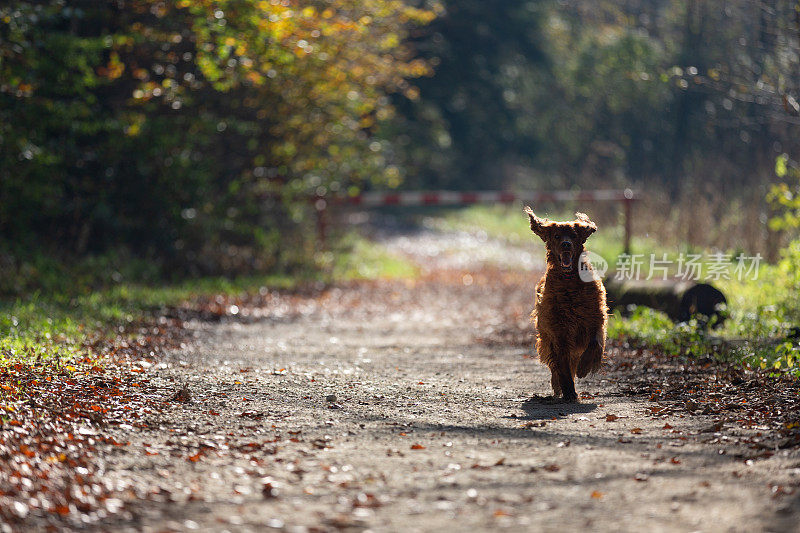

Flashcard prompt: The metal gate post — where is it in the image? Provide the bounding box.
[623,195,633,255]
[315,197,327,248]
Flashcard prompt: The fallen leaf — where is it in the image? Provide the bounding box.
[263,482,279,499]
[170,385,191,402]
[353,492,382,508]
[700,421,724,433]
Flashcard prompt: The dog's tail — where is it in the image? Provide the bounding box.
[576,338,603,378]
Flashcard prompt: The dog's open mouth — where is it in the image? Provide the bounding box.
[560,251,572,269]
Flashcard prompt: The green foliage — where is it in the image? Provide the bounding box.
[533,22,672,181]
[773,239,800,322]
[608,154,800,378]
[0,231,416,366]
[0,248,162,297]
[608,306,714,357]
[0,301,91,366]
[0,0,434,277]
[746,340,800,377]
[610,248,800,378]
[328,232,418,281]
[608,304,800,378]
[391,0,800,209]
[768,154,800,232]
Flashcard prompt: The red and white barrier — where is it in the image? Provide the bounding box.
[328,188,639,207]
[315,188,641,253]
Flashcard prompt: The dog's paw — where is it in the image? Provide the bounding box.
[527,394,563,405]
[562,392,579,403]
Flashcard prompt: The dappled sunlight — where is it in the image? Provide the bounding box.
[2,0,800,529]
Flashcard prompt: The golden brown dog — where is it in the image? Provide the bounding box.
[525,206,608,402]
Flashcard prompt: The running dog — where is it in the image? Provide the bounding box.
[524,206,608,402]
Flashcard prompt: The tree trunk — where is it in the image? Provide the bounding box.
[605,278,727,325]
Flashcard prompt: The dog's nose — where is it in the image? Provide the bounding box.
[560,240,572,250]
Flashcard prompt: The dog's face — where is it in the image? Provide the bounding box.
[524,206,597,272]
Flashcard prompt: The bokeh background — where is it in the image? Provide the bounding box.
[2,0,800,290]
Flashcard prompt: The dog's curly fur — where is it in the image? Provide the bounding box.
[525,206,608,402]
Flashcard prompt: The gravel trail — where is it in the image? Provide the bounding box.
[97,225,800,532]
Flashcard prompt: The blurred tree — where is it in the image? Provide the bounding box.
[501,0,800,205]
[3,0,800,271]
[530,14,671,186]
[0,0,434,275]
[768,153,800,230]
[389,0,546,190]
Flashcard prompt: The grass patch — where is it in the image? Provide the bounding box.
[0,273,298,367]
[609,304,800,377]
[326,232,419,281]
[0,232,418,368]
[609,242,800,377]
[434,204,668,267]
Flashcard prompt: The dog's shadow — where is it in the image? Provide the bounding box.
[517,395,598,420]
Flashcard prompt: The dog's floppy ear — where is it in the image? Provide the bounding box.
[524,206,551,241]
[574,212,597,240]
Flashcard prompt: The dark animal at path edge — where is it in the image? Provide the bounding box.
[525,207,608,402]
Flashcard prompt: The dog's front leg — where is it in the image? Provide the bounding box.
[538,334,563,398]
[556,355,577,402]
[550,370,562,398]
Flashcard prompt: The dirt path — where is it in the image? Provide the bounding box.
[93,226,799,532]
